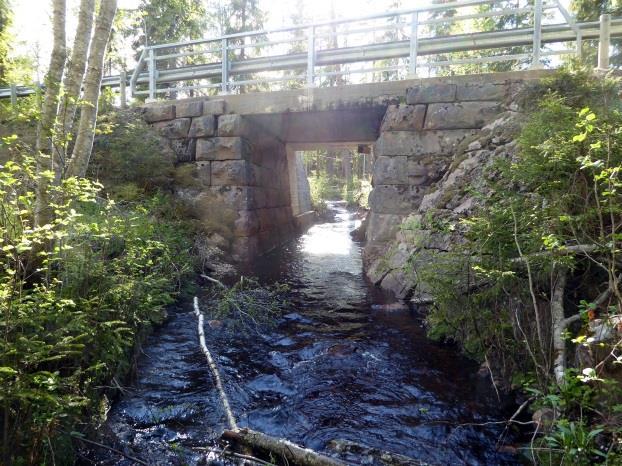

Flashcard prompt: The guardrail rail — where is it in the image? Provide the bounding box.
[2,0,621,103]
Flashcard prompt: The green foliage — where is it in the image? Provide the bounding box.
[207,276,289,333]
[0,154,193,463]
[417,69,622,462]
[89,109,175,200]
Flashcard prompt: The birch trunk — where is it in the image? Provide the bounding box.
[34,0,66,227]
[66,0,117,178]
[56,0,95,170]
[551,267,569,385]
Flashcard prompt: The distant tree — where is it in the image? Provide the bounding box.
[284,0,309,88]
[426,0,532,75]
[132,0,208,51]
[372,0,403,82]
[0,0,12,86]
[571,0,622,66]
[212,0,267,91]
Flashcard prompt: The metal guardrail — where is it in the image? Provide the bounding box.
[1,0,620,102]
[126,0,620,99]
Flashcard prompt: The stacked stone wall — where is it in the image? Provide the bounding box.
[143,99,294,261]
[365,79,523,292]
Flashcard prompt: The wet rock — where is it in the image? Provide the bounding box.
[208,320,223,329]
[533,408,556,432]
[328,439,424,465]
[371,302,409,312]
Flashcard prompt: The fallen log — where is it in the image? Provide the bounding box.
[222,428,348,466]
[193,296,237,430]
[194,296,347,466]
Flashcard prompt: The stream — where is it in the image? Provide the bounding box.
[84,201,520,466]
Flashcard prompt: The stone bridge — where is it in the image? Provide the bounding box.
[142,70,549,262]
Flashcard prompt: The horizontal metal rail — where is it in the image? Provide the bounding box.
[125,20,622,87]
[1,0,620,102]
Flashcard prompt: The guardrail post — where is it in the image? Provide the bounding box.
[221,38,229,94]
[531,0,543,69]
[408,12,419,78]
[148,48,156,100]
[119,70,127,108]
[597,13,611,70]
[10,84,16,106]
[307,26,315,87]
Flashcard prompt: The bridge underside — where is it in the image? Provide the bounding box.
[142,71,551,261]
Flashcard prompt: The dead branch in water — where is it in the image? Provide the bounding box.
[193,296,238,431]
[194,296,348,465]
[222,428,348,466]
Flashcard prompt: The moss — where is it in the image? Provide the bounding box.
[173,163,202,189]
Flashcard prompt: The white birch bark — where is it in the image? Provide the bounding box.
[66,0,117,178]
[57,0,95,150]
[35,0,66,226]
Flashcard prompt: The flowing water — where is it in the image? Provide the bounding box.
[84,202,520,465]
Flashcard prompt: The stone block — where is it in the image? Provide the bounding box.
[196,137,251,161]
[207,185,255,210]
[407,157,448,186]
[380,104,426,131]
[375,130,476,157]
[368,185,425,214]
[170,138,196,162]
[456,82,508,101]
[406,84,456,104]
[254,188,268,209]
[424,101,501,130]
[234,209,260,236]
[155,118,190,138]
[231,236,259,262]
[176,101,203,117]
[196,161,211,184]
[366,212,403,243]
[143,105,175,122]
[258,208,274,232]
[372,156,408,185]
[188,115,216,138]
[203,99,226,115]
[218,114,249,137]
[211,160,256,186]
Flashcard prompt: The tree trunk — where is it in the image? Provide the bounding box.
[551,267,569,385]
[57,0,95,145]
[222,429,347,466]
[66,0,117,178]
[34,0,66,227]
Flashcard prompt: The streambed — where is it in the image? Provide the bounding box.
[83,202,519,465]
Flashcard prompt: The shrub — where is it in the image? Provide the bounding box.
[0,155,193,464]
